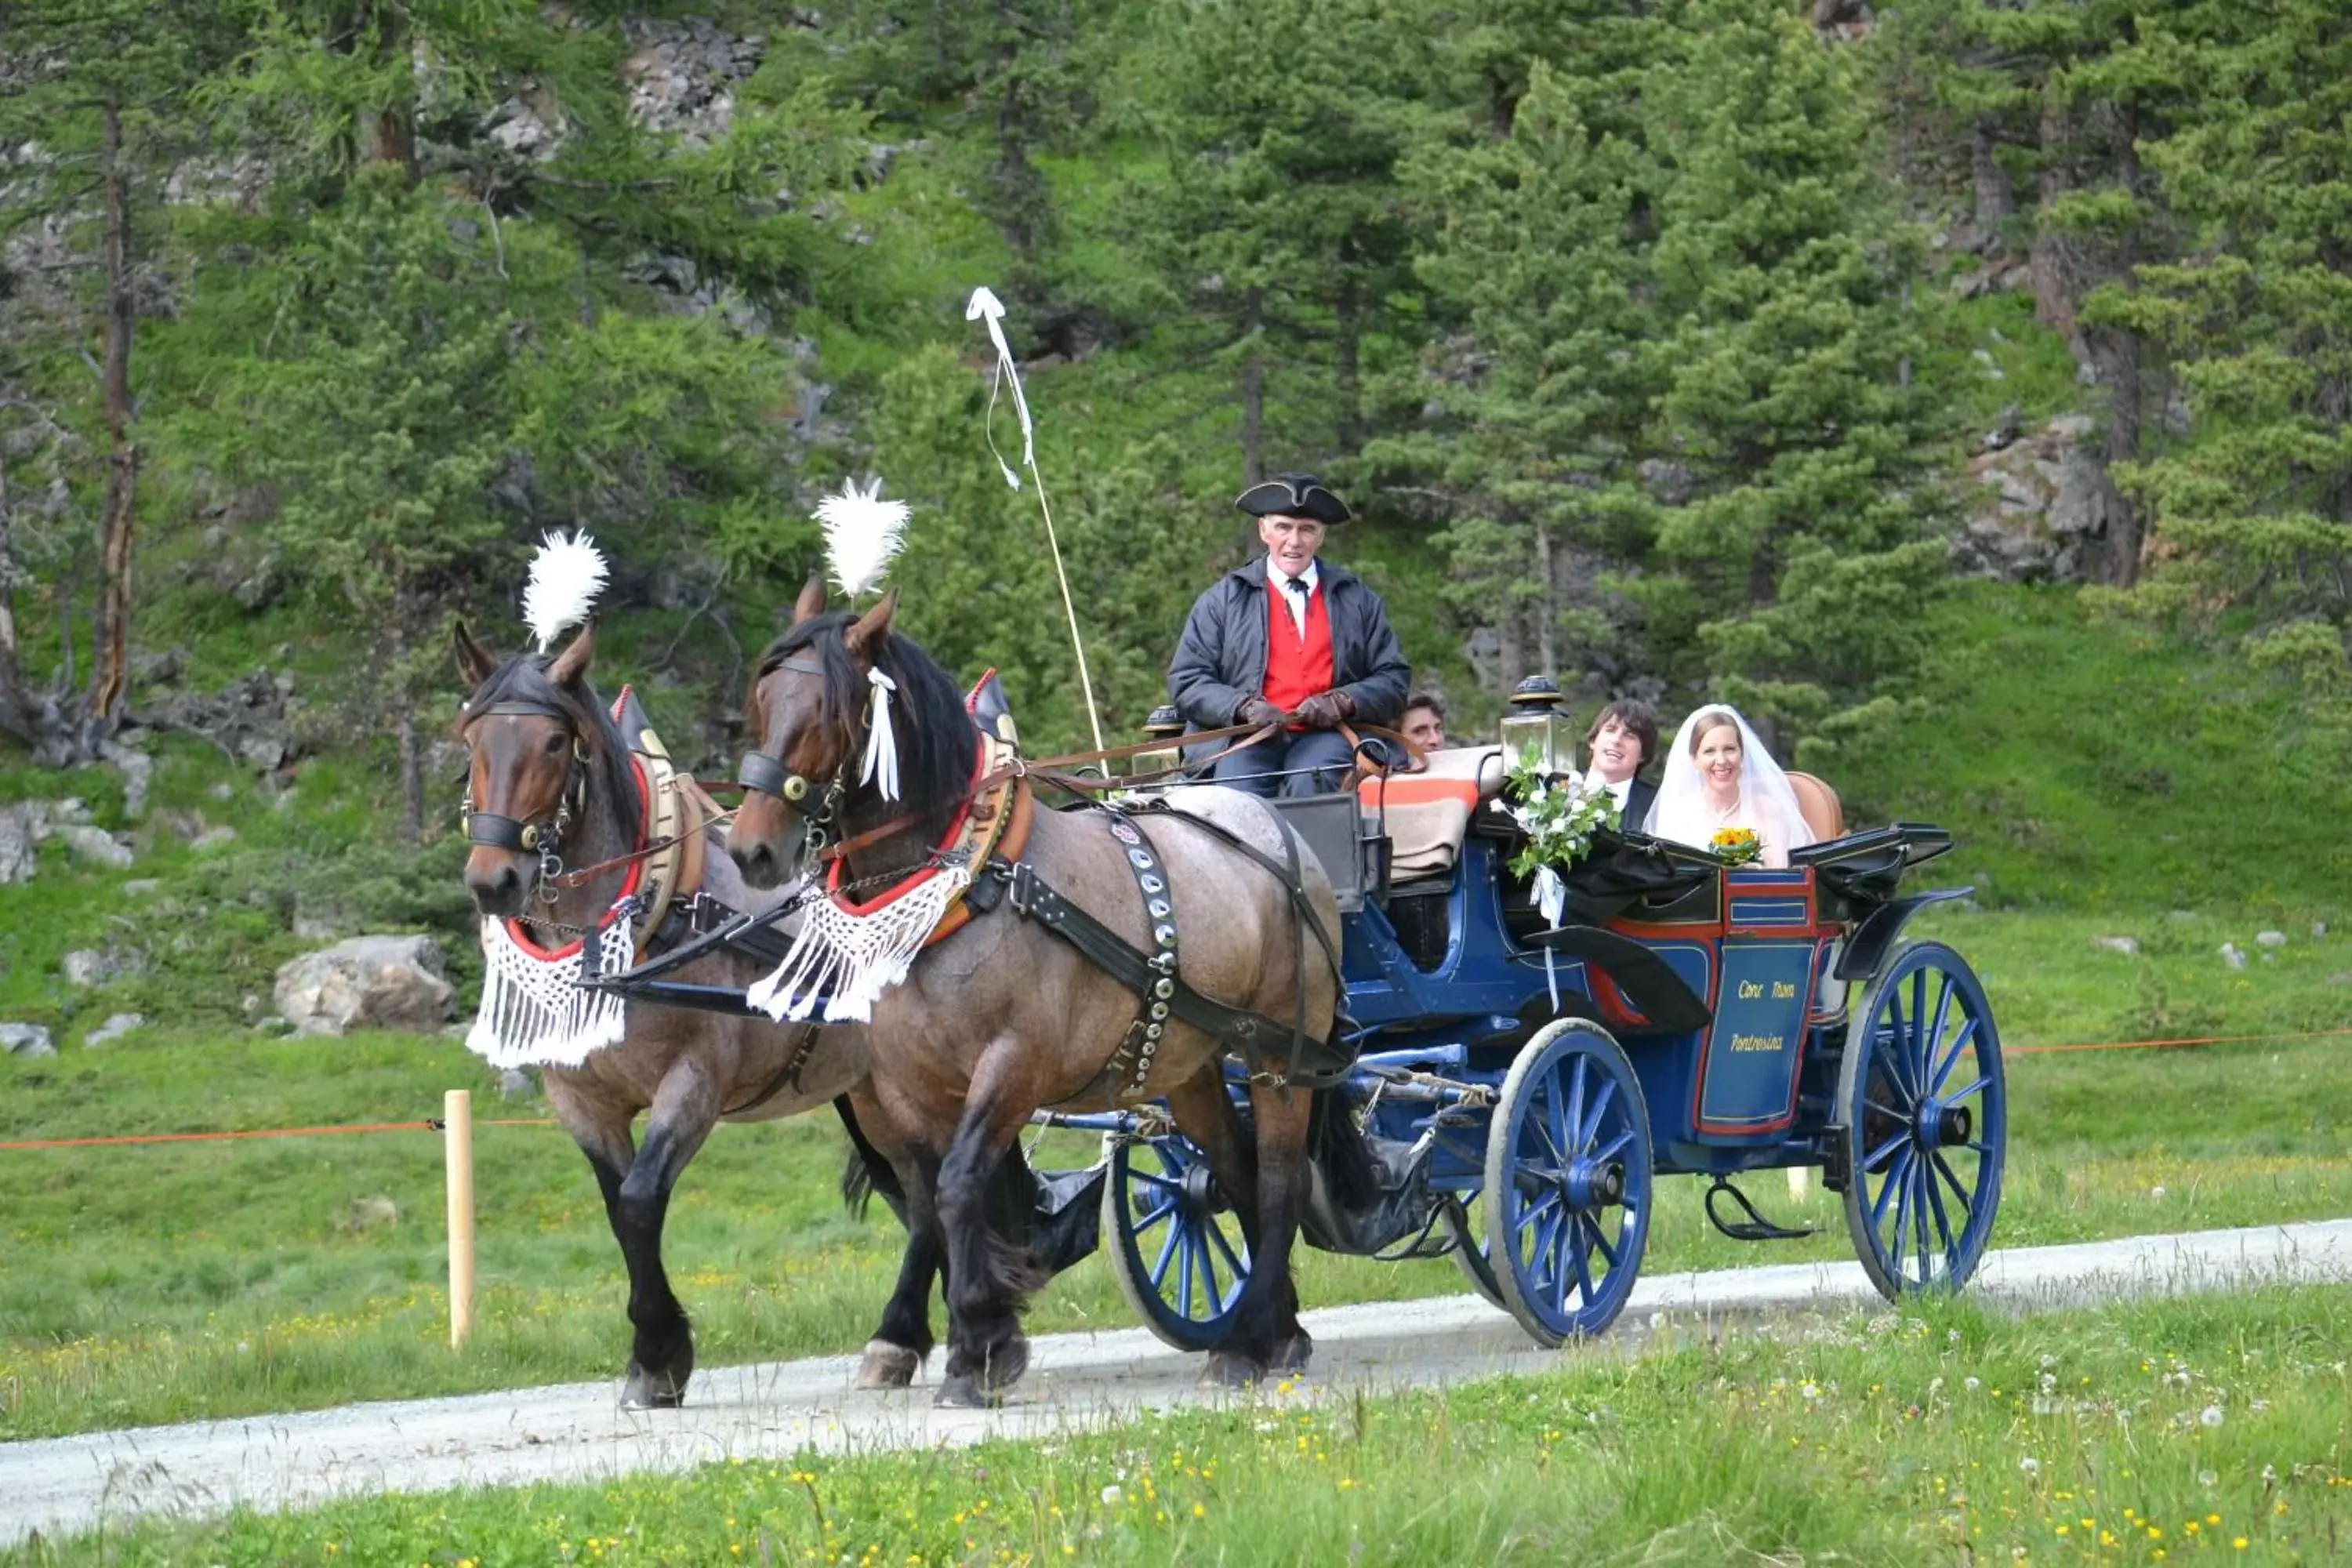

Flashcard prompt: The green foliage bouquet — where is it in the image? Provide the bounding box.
[1504,746,1614,880]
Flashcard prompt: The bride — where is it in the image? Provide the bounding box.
[1640,705,1816,869]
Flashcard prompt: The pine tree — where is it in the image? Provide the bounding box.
[1116,0,1425,482]
[1378,38,1662,695]
[2091,0,2352,706]
[1632,0,1951,754]
[0,0,244,762]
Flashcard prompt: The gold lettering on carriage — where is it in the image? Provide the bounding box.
[1730,1033,1785,1054]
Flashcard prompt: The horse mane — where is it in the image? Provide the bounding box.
[458,654,641,835]
[756,612,977,826]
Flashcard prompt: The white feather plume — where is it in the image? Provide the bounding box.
[522,529,608,652]
[816,477,910,599]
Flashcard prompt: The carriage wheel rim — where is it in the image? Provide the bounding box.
[1104,1133,1250,1350]
[1485,1020,1651,1346]
[1846,943,2005,1298]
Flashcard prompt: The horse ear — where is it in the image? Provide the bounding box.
[453,619,499,688]
[792,572,827,626]
[844,587,898,658]
[547,621,596,688]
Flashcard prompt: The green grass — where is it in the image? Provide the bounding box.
[1832,583,2346,910]
[4,922,2348,1442]
[13,1286,2347,1566]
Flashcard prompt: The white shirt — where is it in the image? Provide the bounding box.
[1583,771,1634,820]
[1266,558,1321,641]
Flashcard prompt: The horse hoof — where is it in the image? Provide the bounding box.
[935,1374,999,1410]
[983,1334,1030,1392]
[619,1368,688,1410]
[1198,1350,1266,1389]
[1272,1331,1314,1373]
[853,1340,924,1390]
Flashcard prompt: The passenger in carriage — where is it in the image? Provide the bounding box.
[1398,692,1447,767]
[1641,704,1817,869]
[1577,698,1659,831]
[1167,472,1410,797]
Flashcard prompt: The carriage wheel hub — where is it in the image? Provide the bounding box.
[1915,1099,1972,1149]
[1564,1160,1626,1210]
[1180,1163,1222,1217]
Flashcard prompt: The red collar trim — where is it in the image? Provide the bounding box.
[501,755,652,962]
[824,742,987,918]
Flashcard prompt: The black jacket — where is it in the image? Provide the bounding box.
[1168,555,1411,728]
[1619,776,1658,834]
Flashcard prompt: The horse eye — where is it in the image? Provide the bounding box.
[545,733,568,755]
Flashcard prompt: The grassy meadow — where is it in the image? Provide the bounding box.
[2,953,2347,1443]
[9,1285,2347,1566]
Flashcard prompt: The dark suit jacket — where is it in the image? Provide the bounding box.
[1618,776,1657,834]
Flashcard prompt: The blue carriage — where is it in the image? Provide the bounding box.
[1079,745,2005,1350]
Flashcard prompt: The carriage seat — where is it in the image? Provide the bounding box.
[1788,771,1845,844]
[1356,746,1508,881]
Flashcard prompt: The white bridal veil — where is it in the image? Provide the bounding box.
[1640,706,1816,858]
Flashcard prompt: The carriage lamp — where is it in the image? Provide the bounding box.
[1131,704,1187,779]
[1498,676,1570,776]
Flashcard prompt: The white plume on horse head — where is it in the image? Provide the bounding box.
[522,528,609,652]
[817,476,910,600]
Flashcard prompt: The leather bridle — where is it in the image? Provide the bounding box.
[735,654,859,866]
[460,699,592,895]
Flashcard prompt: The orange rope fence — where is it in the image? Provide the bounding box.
[3,1028,2347,1153]
[0,1118,553,1153]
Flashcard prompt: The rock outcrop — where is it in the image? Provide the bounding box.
[273,935,457,1037]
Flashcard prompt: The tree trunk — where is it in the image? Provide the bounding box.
[1532,521,1557,677]
[1334,259,1362,452]
[390,612,423,843]
[2095,112,2144,588]
[89,93,138,736]
[353,2,417,176]
[0,448,34,743]
[1970,117,2013,241]
[1240,287,1266,486]
[2031,78,2077,343]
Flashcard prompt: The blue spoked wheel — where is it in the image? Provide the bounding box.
[1101,1132,1251,1352]
[1482,1019,1653,1346]
[1838,941,2006,1299]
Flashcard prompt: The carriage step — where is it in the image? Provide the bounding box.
[1704,1176,1821,1243]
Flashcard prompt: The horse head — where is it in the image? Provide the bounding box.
[729,577,972,890]
[452,619,626,916]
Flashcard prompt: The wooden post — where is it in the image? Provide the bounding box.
[444,1089,475,1348]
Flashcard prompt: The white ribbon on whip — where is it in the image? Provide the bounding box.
[963,284,1105,751]
[862,667,901,802]
[1534,866,1567,1013]
[965,286,1034,492]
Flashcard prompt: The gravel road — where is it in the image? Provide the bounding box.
[5,1218,2349,1549]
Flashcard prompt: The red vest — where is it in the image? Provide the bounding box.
[1263,579,1335,720]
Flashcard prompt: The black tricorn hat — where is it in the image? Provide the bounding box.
[1236,472,1352,526]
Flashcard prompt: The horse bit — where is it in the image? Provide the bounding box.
[460,699,591,906]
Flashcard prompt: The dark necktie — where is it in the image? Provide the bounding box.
[1283,575,1308,597]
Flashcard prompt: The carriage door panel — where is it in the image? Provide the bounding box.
[1694,941,1817,1137]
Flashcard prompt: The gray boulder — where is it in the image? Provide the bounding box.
[84,1012,146,1048]
[2,1022,56,1058]
[2091,935,2139,956]
[2255,930,2288,949]
[60,824,134,869]
[273,935,456,1036]
[0,803,40,884]
[61,949,129,986]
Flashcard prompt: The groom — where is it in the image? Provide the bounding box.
[1581,699,1660,832]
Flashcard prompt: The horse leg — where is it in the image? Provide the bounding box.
[934,1047,1048,1408]
[1162,1063,1272,1312]
[608,1071,720,1410]
[1202,1077,1316,1387]
[854,1137,946,1391]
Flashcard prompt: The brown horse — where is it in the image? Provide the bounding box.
[727,585,1359,1403]
[452,619,961,1406]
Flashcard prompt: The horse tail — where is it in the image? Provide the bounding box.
[1308,1075,1382,1215]
[832,1095,907,1225]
